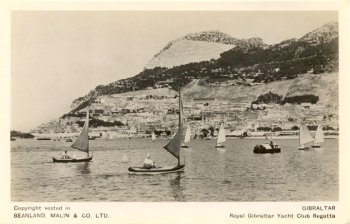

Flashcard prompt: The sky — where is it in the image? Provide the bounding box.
[11,11,337,132]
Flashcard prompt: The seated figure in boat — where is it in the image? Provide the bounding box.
[143,153,155,169]
[268,136,274,147]
[61,150,71,159]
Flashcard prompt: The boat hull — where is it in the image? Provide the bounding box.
[52,156,93,163]
[254,144,281,154]
[181,145,189,148]
[215,145,225,148]
[311,144,321,148]
[298,146,310,150]
[128,165,185,175]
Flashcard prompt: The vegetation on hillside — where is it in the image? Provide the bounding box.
[67,25,338,114]
[252,91,283,104]
[10,130,34,138]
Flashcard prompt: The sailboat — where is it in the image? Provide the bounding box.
[298,124,314,150]
[215,124,226,148]
[312,125,324,148]
[52,111,93,163]
[128,89,185,175]
[151,132,156,141]
[181,125,191,148]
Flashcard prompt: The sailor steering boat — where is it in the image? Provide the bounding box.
[128,89,185,175]
[52,111,93,163]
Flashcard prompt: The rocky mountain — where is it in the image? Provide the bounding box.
[65,21,338,118]
[300,21,338,46]
[145,31,267,69]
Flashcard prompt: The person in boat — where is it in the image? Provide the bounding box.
[143,153,155,169]
[265,135,274,148]
[61,150,71,159]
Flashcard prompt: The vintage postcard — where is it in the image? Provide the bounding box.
[0,1,349,224]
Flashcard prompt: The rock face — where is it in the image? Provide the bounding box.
[300,21,338,45]
[145,31,268,69]
[145,39,235,69]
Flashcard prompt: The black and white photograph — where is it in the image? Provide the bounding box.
[1,2,350,223]
[10,10,339,202]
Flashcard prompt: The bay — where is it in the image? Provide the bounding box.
[11,138,338,201]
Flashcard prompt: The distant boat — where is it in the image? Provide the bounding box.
[66,138,73,142]
[181,125,191,148]
[215,124,226,148]
[312,125,324,148]
[151,132,156,142]
[53,111,93,163]
[10,137,16,141]
[298,124,314,150]
[253,136,281,154]
[128,89,185,175]
[37,137,51,140]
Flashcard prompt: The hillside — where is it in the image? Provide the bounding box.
[145,31,237,69]
[145,40,234,69]
[181,73,338,105]
[62,21,338,119]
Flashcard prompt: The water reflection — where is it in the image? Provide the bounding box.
[169,173,185,201]
[76,162,92,175]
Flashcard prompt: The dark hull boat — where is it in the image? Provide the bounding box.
[53,111,92,163]
[129,89,185,175]
[311,144,321,148]
[52,156,93,163]
[254,143,281,153]
[128,165,185,175]
[214,144,225,148]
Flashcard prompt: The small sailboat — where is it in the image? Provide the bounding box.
[312,125,324,148]
[53,111,93,163]
[128,89,185,175]
[151,132,156,141]
[298,124,314,150]
[181,125,191,148]
[215,124,226,148]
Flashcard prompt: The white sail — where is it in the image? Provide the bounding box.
[152,132,156,141]
[217,124,226,144]
[184,125,191,143]
[299,124,314,145]
[314,125,324,143]
[71,111,89,153]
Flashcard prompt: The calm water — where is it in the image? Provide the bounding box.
[11,138,338,201]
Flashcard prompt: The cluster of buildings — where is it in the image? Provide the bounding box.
[31,89,339,139]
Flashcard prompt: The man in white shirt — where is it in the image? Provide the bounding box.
[143,153,155,169]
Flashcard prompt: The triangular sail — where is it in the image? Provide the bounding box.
[164,90,183,160]
[184,125,191,144]
[314,125,324,143]
[152,132,156,141]
[71,111,89,153]
[299,124,314,145]
[217,124,226,144]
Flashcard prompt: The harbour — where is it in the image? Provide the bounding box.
[11,137,338,202]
